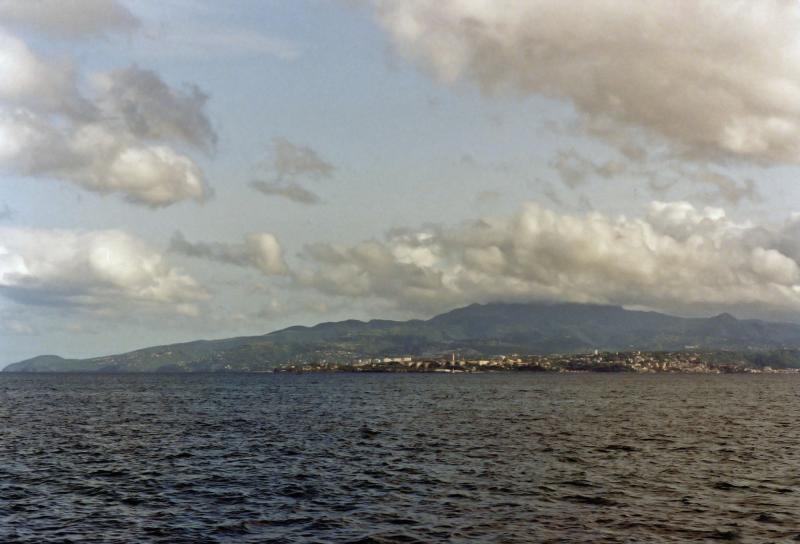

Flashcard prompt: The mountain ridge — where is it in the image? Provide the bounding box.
[6,302,800,372]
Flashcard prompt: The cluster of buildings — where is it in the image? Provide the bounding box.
[276,351,799,374]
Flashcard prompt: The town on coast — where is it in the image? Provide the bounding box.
[275,350,800,374]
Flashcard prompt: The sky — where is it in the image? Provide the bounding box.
[5,0,800,365]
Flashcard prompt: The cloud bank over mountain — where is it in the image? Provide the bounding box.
[166,195,800,321]
[293,201,800,319]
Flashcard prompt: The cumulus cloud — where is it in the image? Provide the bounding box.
[0,227,207,315]
[250,137,334,204]
[295,238,443,305]
[0,109,209,207]
[249,180,321,204]
[170,231,289,276]
[0,32,89,116]
[0,31,215,207]
[0,0,140,38]
[291,201,800,318]
[376,0,800,165]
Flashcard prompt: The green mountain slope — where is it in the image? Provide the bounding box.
[7,302,800,372]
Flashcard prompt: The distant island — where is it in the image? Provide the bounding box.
[6,302,800,373]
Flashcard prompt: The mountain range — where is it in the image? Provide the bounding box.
[6,302,800,372]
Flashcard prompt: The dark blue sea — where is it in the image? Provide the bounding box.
[1,373,798,543]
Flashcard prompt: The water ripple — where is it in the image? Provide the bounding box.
[1,373,799,542]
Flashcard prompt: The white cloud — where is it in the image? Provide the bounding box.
[376,0,800,165]
[0,0,140,38]
[248,233,289,276]
[0,31,89,116]
[0,227,207,315]
[170,231,289,276]
[293,201,800,318]
[103,145,207,206]
[0,110,209,207]
[0,31,216,207]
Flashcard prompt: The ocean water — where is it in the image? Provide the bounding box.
[0,372,798,543]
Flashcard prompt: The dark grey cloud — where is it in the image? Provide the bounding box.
[249,180,321,205]
[250,138,335,203]
[689,170,760,206]
[98,66,217,152]
[551,149,627,189]
[271,137,334,181]
[548,145,761,206]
